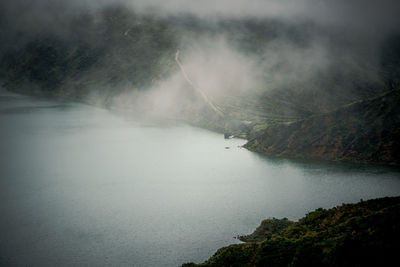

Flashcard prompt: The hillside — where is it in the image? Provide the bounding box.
[183,197,400,267]
[0,7,178,103]
[1,6,391,109]
[245,89,400,166]
[1,4,400,165]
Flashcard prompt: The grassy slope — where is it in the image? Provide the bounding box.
[245,89,400,166]
[0,6,178,103]
[183,197,400,267]
[238,218,294,243]
[1,6,400,164]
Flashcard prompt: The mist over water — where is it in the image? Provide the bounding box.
[1,1,400,266]
[0,92,399,266]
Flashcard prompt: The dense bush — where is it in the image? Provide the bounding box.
[183,197,400,267]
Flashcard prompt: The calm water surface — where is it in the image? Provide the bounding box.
[1,90,399,266]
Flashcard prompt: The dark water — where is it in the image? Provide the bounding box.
[0,90,399,266]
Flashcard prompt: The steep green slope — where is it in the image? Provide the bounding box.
[245,89,400,165]
[183,197,400,267]
[237,218,294,243]
[2,5,400,165]
[1,6,391,113]
[1,6,178,104]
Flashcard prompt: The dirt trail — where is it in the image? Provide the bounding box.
[175,50,224,116]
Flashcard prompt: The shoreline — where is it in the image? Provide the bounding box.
[4,85,400,168]
[183,196,400,266]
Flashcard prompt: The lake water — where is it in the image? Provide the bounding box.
[0,90,399,266]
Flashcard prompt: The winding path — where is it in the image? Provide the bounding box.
[175,50,224,116]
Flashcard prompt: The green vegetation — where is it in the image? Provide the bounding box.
[183,197,400,267]
[1,6,178,103]
[238,218,294,243]
[1,4,400,266]
[1,4,400,165]
[245,89,400,166]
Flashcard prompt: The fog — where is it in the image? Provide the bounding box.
[1,2,400,264]
[1,0,399,120]
[4,0,400,31]
[128,0,400,34]
[111,37,261,117]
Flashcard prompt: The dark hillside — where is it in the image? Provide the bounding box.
[1,7,178,104]
[1,4,400,165]
[183,197,400,267]
[245,89,400,166]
